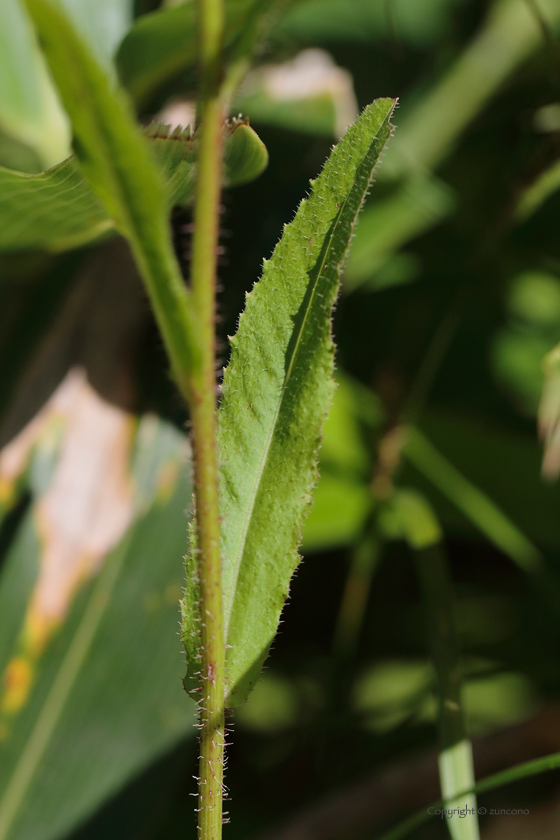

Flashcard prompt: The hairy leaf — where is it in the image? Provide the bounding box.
[210,98,395,706]
[0,121,267,253]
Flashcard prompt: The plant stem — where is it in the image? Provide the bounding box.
[191,0,225,837]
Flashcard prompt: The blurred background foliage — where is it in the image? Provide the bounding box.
[2,0,560,838]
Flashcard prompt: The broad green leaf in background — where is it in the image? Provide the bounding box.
[232,49,358,139]
[56,0,133,66]
[0,121,268,254]
[117,0,278,111]
[0,371,196,840]
[276,0,461,48]
[0,0,69,171]
[203,98,396,706]
[0,0,133,172]
[302,474,372,552]
[491,271,560,417]
[302,373,381,552]
[116,1,197,109]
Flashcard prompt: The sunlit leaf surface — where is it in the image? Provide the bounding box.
[202,98,396,706]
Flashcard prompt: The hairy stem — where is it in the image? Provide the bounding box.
[191,0,225,837]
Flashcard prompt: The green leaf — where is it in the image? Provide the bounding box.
[211,98,395,706]
[515,156,560,222]
[379,488,442,550]
[0,399,196,840]
[231,49,358,139]
[302,473,372,552]
[0,0,69,170]
[377,750,560,840]
[117,0,278,111]
[339,0,560,290]
[0,121,268,253]
[404,497,479,840]
[21,0,201,396]
[405,426,543,576]
[276,0,459,48]
[56,0,132,66]
[116,2,197,110]
[344,176,455,290]
[538,341,560,480]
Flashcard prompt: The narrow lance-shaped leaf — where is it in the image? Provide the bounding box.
[201,98,395,706]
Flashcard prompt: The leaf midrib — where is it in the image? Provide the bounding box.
[222,200,349,635]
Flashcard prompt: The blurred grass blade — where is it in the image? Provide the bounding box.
[344,176,455,290]
[333,523,380,658]
[377,749,560,840]
[439,741,479,840]
[0,378,196,840]
[405,426,543,575]
[393,489,478,840]
[21,0,200,396]
[196,98,396,706]
[383,0,560,180]
[515,157,560,223]
[0,121,267,254]
[538,342,560,480]
[344,0,560,289]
